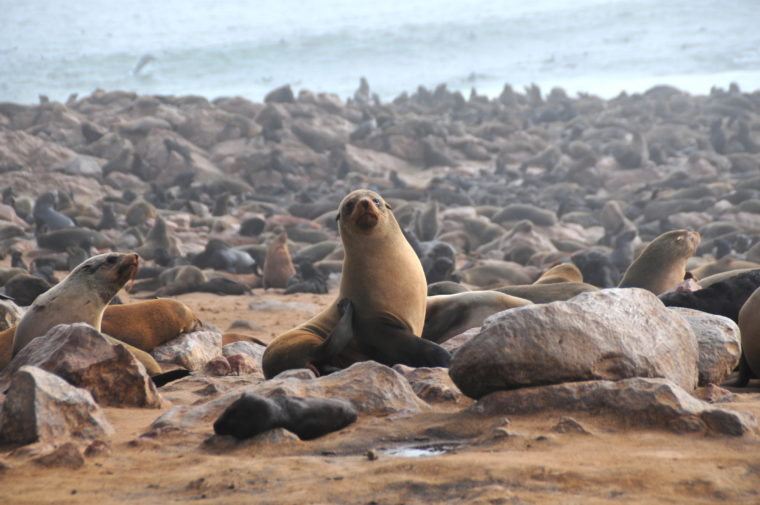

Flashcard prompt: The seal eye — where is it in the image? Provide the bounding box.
[372,198,381,207]
[106,256,118,264]
[344,201,355,213]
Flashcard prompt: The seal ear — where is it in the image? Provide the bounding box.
[385,202,392,210]
[335,212,340,221]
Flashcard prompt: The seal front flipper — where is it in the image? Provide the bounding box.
[311,298,354,370]
[356,317,451,368]
[725,354,754,388]
[151,368,191,387]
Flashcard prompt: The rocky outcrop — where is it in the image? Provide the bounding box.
[2,323,161,408]
[0,366,114,445]
[449,289,699,398]
[471,377,756,437]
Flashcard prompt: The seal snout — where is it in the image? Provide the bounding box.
[354,198,380,229]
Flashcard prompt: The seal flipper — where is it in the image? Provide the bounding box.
[725,354,754,388]
[311,299,355,369]
[151,368,191,387]
[356,316,451,368]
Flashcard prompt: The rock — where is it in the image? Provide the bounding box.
[0,366,114,445]
[551,417,592,435]
[32,442,86,469]
[1,324,161,408]
[441,327,480,354]
[204,356,232,376]
[62,155,103,179]
[449,288,699,398]
[392,365,464,404]
[151,330,222,372]
[264,85,295,104]
[669,307,742,386]
[272,368,317,380]
[226,354,259,376]
[291,121,346,153]
[151,362,429,432]
[471,378,755,437]
[0,129,77,171]
[222,340,265,365]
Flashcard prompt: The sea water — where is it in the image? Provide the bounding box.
[1,0,758,104]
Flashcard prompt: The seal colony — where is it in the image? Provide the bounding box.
[2,81,760,502]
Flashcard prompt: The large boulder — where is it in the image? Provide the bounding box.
[0,366,114,445]
[669,307,742,386]
[471,378,756,437]
[449,288,699,398]
[2,323,161,408]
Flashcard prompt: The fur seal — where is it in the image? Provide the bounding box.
[213,393,357,440]
[618,229,700,295]
[262,189,450,378]
[422,291,531,343]
[8,253,171,381]
[495,282,598,303]
[100,299,201,351]
[12,253,140,354]
[533,263,583,285]
[263,232,296,289]
[738,288,760,386]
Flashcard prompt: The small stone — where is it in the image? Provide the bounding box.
[226,354,259,376]
[33,443,85,469]
[84,440,112,458]
[366,449,379,461]
[205,356,232,376]
[152,330,223,372]
[551,417,592,435]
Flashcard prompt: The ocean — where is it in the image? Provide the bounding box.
[1,0,759,105]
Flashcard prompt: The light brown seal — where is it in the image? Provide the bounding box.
[618,229,700,295]
[100,298,201,351]
[9,253,163,376]
[738,287,760,385]
[533,263,583,285]
[263,232,296,289]
[262,189,450,379]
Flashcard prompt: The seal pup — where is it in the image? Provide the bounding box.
[263,232,296,289]
[262,190,450,378]
[213,393,357,440]
[618,229,701,295]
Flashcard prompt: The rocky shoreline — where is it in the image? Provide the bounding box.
[1,81,760,504]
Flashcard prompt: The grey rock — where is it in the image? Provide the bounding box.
[1,323,161,408]
[471,377,756,437]
[151,330,222,372]
[0,366,114,445]
[393,364,464,404]
[669,307,742,386]
[222,340,265,365]
[450,288,699,398]
[32,442,86,468]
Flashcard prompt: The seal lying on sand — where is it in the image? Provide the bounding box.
[262,190,450,379]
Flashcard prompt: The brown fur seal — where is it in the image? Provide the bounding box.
[263,232,296,289]
[9,253,164,377]
[495,282,598,303]
[422,291,531,343]
[738,287,760,385]
[100,299,201,351]
[618,229,700,295]
[0,326,15,369]
[262,190,450,378]
[533,263,583,285]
